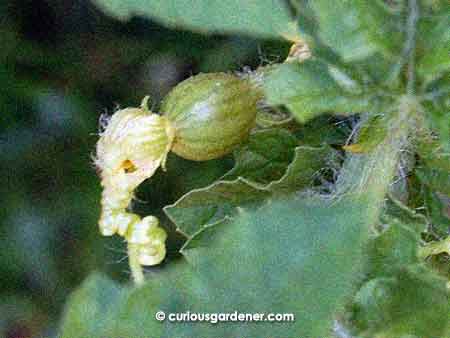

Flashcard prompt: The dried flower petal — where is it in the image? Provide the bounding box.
[96,101,174,237]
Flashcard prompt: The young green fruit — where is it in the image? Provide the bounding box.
[161,72,263,161]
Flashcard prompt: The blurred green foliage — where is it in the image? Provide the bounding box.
[0,1,288,337]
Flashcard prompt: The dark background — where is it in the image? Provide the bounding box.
[0,1,289,337]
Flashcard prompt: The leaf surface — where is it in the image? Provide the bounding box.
[417,12,450,82]
[61,195,371,338]
[309,0,402,61]
[263,60,369,123]
[351,265,450,337]
[93,0,297,39]
[164,143,337,236]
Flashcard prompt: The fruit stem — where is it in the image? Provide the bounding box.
[128,242,144,285]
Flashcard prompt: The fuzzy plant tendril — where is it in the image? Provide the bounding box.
[96,97,174,284]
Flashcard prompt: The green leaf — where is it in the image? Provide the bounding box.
[60,195,371,338]
[164,178,270,236]
[263,60,369,123]
[93,0,297,40]
[310,0,403,61]
[352,53,401,88]
[222,129,298,184]
[417,134,450,172]
[365,220,420,278]
[417,13,450,82]
[60,273,126,338]
[363,196,426,278]
[351,265,450,337]
[343,114,388,154]
[416,166,450,197]
[267,145,338,193]
[383,197,428,235]
[423,75,450,148]
[294,115,352,146]
[164,144,337,236]
[255,109,296,129]
[424,188,450,238]
[166,154,233,198]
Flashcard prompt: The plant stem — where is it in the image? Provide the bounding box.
[337,0,423,217]
[128,242,144,285]
[386,0,419,87]
[406,0,419,95]
[335,95,420,231]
